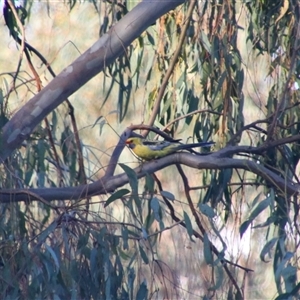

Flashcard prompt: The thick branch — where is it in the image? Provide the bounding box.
[0,0,185,161]
[1,149,299,203]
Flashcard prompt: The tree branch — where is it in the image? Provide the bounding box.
[0,0,186,161]
[1,147,299,203]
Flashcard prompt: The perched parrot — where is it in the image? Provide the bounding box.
[125,137,214,160]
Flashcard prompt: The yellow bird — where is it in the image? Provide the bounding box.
[126,137,214,160]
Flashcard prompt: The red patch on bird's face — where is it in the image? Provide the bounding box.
[126,139,135,149]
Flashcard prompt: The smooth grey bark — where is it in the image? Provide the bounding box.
[0,0,185,161]
[0,150,299,203]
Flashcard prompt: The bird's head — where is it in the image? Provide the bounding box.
[125,137,140,149]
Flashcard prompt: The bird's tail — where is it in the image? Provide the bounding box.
[177,141,214,150]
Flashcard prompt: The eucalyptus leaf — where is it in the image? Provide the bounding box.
[203,233,213,265]
[183,211,194,242]
[160,190,175,201]
[105,189,130,207]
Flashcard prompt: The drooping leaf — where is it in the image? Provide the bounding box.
[160,190,175,201]
[150,197,160,221]
[136,281,148,300]
[105,189,130,207]
[199,203,216,218]
[239,219,252,238]
[119,163,138,194]
[122,226,129,250]
[203,233,213,265]
[139,245,149,265]
[240,195,272,237]
[183,211,194,242]
[260,237,278,262]
[37,221,58,245]
[45,244,60,269]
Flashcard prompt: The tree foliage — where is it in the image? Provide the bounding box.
[0,0,300,299]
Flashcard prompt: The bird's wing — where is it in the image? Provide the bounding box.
[142,140,174,151]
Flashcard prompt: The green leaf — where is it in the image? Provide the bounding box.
[18,210,27,237]
[105,189,130,207]
[37,221,58,244]
[122,226,129,250]
[274,282,300,300]
[139,245,149,264]
[45,244,60,269]
[203,233,213,265]
[160,190,175,201]
[77,232,89,251]
[275,250,294,286]
[37,139,46,187]
[127,267,135,299]
[248,195,271,220]
[146,31,155,45]
[144,174,154,193]
[119,163,141,213]
[136,281,148,300]
[183,211,194,242]
[208,264,224,291]
[252,193,262,208]
[282,264,297,293]
[260,237,278,262]
[141,227,148,240]
[119,163,138,194]
[150,197,160,221]
[150,197,164,230]
[253,215,277,229]
[239,219,252,238]
[200,31,212,53]
[199,203,216,218]
[240,195,271,237]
